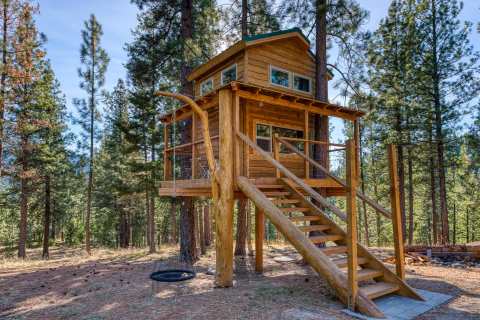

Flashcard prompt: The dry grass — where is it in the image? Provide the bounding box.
[0,244,479,320]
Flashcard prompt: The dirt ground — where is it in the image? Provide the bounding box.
[1,244,479,320]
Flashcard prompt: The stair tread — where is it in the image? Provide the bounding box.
[256,184,285,189]
[264,191,290,196]
[299,225,330,232]
[361,282,400,299]
[272,199,301,204]
[343,268,384,281]
[290,216,322,222]
[320,245,347,255]
[333,256,369,268]
[281,207,310,213]
[309,234,343,243]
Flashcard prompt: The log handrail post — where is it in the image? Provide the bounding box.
[346,139,358,310]
[387,144,406,280]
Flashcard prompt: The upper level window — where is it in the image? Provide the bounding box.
[200,78,213,96]
[221,64,237,85]
[293,74,311,93]
[270,66,290,88]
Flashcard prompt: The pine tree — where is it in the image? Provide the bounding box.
[416,0,480,244]
[74,14,109,254]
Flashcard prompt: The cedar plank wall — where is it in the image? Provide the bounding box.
[246,101,305,178]
[194,53,245,98]
[244,38,315,98]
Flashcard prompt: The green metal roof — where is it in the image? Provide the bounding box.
[243,28,310,45]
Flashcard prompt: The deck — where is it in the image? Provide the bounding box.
[158,177,345,197]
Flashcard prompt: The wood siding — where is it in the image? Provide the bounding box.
[245,100,306,178]
[244,38,316,98]
[194,53,245,98]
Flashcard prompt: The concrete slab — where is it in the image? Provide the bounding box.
[342,289,453,320]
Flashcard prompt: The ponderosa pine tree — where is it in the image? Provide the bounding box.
[415,0,480,244]
[74,14,109,255]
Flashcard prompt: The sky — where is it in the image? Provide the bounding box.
[35,0,480,143]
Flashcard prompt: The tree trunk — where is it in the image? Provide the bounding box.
[170,198,177,243]
[430,0,449,244]
[18,136,28,259]
[246,202,253,255]
[241,0,248,37]
[42,175,51,259]
[179,0,197,263]
[429,129,438,244]
[359,125,369,246]
[407,147,414,245]
[198,204,206,255]
[452,201,456,245]
[180,197,198,264]
[204,203,212,247]
[234,199,247,256]
[0,0,8,177]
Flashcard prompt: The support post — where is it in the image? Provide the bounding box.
[346,139,358,311]
[388,144,406,280]
[304,110,310,179]
[273,133,280,178]
[216,88,235,287]
[353,120,361,179]
[255,206,265,272]
[192,114,197,179]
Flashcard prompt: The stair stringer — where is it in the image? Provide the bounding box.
[237,176,385,318]
[280,178,424,302]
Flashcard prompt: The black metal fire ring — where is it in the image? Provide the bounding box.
[150,269,196,282]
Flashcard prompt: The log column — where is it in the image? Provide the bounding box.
[215,88,235,287]
[346,139,358,310]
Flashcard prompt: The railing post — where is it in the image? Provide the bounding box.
[273,133,281,178]
[387,144,406,280]
[346,139,358,311]
[255,206,265,272]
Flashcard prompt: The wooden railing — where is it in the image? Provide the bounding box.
[237,131,347,221]
[275,136,392,220]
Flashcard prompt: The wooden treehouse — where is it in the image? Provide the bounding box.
[158,29,423,318]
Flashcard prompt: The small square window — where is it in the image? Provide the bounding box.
[221,64,237,85]
[293,74,311,93]
[270,66,290,88]
[200,78,213,96]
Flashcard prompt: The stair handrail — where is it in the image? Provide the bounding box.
[236,131,347,221]
[276,136,392,220]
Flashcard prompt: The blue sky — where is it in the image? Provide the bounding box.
[36,0,479,143]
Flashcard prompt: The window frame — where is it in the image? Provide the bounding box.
[199,77,214,96]
[292,73,312,94]
[220,63,237,86]
[254,120,304,154]
[269,65,291,89]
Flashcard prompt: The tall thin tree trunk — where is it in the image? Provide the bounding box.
[431,0,449,244]
[359,125,369,246]
[18,136,28,258]
[0,0,8,177]
[149,138,156,253]
[204,203,212,247]
[246,202,253,256]
[429,128,438,244]
[466,207,469,243]
[42,175,51,259]
[452,201,456,245]
[170,198,177,243]
[407,147,414,245]
[198,204,206,255]
[85,28,96,255]
[234,199,247,256]
[179,0,197,263]
[241,0,248,37]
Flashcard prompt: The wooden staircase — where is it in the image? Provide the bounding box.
[238,176,423,318]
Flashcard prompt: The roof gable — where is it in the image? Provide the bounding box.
[187,28,312,82]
